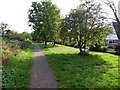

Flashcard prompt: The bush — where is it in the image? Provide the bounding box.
[89,44,108,52]
[19,39,33,49]
[101,46,108,51]
[2,38,21,65]
[2,38,33,65]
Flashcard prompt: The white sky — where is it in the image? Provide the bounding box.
[0,0,119,33]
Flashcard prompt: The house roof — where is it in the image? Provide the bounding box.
[112,22,120,39]
[106,34,118,40]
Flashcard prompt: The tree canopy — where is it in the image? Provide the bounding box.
[59,0,112,54]
[28,0,61,47]
[28,0,112,55]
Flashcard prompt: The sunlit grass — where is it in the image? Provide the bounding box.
[2,44,34,88]
[41,44,119,88]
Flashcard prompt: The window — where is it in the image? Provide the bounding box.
[109,40,113,43]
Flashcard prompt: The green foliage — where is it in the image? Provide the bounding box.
[28,0,61,47]
[2,44,34,88]
[18,40,32,49]
[0,22,32,42]
[89,44,108,52]
[59,18,72,45]
[1,36,33,65]
[5,30,32,42]
[0,22,33,65]
[1,22,34,88]
[59,0,112,54]
[19,32,32,41]
[41,44,119,88]
[4,30,20,40]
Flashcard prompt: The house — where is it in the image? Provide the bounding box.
[106,31,119,48]
[106,1,120,49]
[106,22,119,48]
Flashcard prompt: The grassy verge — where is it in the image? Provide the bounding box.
[2,44,34,88]
[107,48,115,53]
[41,44,119,88]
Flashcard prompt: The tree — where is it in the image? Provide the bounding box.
[5,30,16,39]
[102,0,120,39]
[31,31,40,42]
[19,32,32,41]
[59,18,70,45]
[0,22,18,40]
[3,29,20,40]
[102,0,120,25]
[62,0,112,55]
[28,0,61,48]
[0,22,9,37]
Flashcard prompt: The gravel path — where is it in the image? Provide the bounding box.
[29,44,57,88]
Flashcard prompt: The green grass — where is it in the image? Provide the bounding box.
[41,44,119,88]
[2,44,34,88]
[0,68,1,88]
[107,48,115,53]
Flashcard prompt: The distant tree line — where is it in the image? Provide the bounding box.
[1,22,32,41]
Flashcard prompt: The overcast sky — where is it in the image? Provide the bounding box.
[0,0,119,33]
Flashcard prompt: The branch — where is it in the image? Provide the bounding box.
[102,0,120,25]
[105,17,116,21]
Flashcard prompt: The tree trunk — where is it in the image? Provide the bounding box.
[44,40,47,48]
[78,33,84,54]
[53,40,55,46]
[78,42,83,54]
[63,39,65,45]
[83,41,87,52]
[78,41,88,55]
[44,35,47,48]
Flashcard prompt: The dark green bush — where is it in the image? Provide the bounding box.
[19,39,33,49]
[89,44,108,52]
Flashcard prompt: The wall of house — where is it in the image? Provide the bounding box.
[106,40,119,48]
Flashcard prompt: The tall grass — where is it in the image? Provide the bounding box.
[2,44,34,88]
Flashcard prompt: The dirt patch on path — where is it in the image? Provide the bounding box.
[29,44,57,88]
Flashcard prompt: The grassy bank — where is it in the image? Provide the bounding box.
[2,44,34,88]
[41,44,119,88]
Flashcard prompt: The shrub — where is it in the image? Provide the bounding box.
[18,40,33,49]
[101,46,108,51]
[2,38,21,65]
[89,44,107,52]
